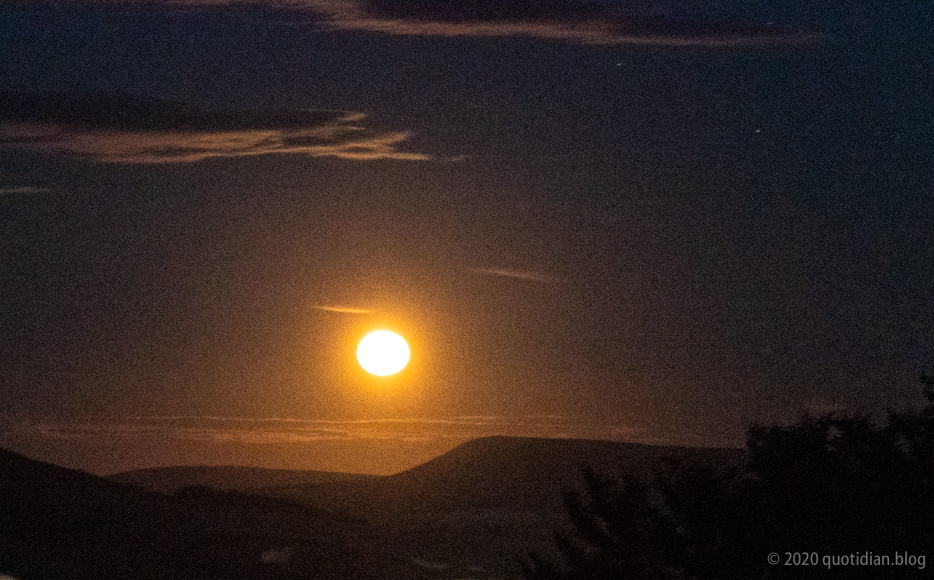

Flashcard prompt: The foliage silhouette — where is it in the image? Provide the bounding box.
[522,467,682,580]
[525,377,934,579]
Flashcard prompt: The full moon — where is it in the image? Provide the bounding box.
[357,330,410,376]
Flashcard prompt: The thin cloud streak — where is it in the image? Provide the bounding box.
[312,305,375,314]
[0,122,428,163]
[465,267,556,283]
[1,415,638,445]
[0,186,51,195]
[0,91,430,163]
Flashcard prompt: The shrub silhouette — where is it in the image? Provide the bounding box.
[523,467,683,580]
[525,378,934,579]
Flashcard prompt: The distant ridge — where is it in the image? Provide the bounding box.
[0,446,188,579]
[1,444,101,486]
[0,438,746,579]
[244,436,746,576]
[0,447,400,580]
[257,436,745,518]
[108,464,381,495]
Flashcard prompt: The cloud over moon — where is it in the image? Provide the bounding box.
[0,91,429,163]
[312,305,375,314]
[158,0,818,46]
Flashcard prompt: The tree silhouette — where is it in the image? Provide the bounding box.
[526,376,934,579]
[522,466,683,580]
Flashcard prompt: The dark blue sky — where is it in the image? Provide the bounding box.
[1,0,932,474]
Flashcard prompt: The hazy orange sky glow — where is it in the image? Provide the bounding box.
[1,0,931,475]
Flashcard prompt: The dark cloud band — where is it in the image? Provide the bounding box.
[0,91,429,163]
[220,0,817,46]
[35,1,819,46]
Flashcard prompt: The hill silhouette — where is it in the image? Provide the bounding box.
[251,436,744,577]
[0,446,185,579]
[0,447,402,580]
[257,436,744,517]
[1,437,743,579]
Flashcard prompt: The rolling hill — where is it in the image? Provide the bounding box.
[3,437,744,579]
[251,436,746,577]
[0,447,402,580]
[255,436,745,517]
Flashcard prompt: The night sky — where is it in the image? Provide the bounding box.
[1,0,932,475]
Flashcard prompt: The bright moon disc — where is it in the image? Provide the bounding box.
[357,331,410,376]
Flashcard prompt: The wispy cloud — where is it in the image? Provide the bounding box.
[312,305,375,314]
[1,414,636,445]
[465,267,557,284]
[159,0,819,46]
[0,91,429,163]
[0,186,50,195]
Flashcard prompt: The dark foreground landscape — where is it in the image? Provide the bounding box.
[0,435,740,580]
[3,386,934,580]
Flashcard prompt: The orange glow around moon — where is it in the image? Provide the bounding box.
[357,330,410,376]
